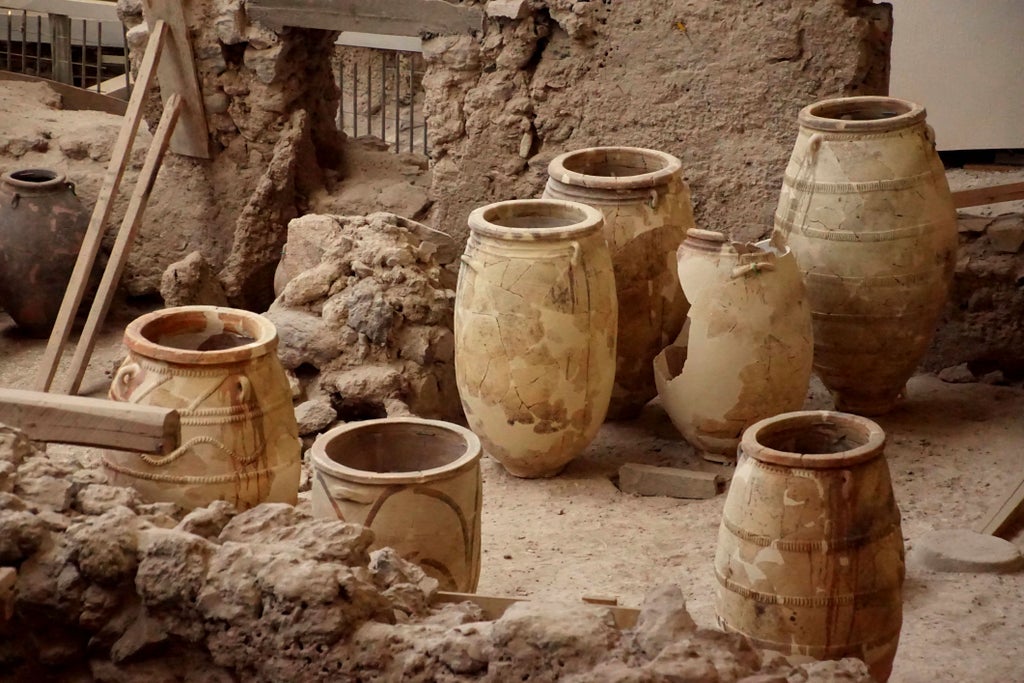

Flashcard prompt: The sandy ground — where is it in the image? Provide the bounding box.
[1,305,1023,682]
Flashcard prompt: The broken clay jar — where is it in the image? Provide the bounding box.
[544,147,694,420]
[454,199,617,478]
[772,96,957,415]
[106,306,301,510]
[0,169,91,336]
[714,410,905,683]
[653,229,813,462]
[310,417,482,592]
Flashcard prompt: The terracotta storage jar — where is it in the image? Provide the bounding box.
[310,417,482,592]
[0,168,91,336]
[714,410,905,682]
[544,147,694,420]
[654,229,813,462]
[106,306,301,510]
[454,199,617,478]
[772,96,957,415]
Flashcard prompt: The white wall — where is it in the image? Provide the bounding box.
[890,0,1024,151]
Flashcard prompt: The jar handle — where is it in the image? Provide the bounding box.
[65,181,77,196]
[10,192,19,209]
[460,254,483,272]
[570,241,581,266]
[731,262,776,279]
[807,133,825,162]
[109,362,141,401]
[648,189,659,209]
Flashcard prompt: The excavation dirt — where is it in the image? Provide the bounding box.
[1,306,1021,682]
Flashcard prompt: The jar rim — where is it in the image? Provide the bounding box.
[2,168,68,190]
[310,417,482,484]
[124,305,278,365]
[547,146,682,190]
[741,410,886,469]
[468,199,604,242]
[798,96,926,133]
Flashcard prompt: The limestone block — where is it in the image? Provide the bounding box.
[618,463,725,499]
[486,0,530,20]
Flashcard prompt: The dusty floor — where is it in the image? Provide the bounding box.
[1,304,1023,682]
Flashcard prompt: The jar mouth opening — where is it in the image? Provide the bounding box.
[312,418,482,484]
[799,97,926,132]
[742,410,886,468]
[468,199,603,241]
[124,306,276,364]
[3,168,66,189]
[548,146,682,189]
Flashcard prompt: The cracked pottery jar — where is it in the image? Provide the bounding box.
[772,96,957,415]
[544,147,694,420]
[106,306,301,510]
[653,229,813,463]
[454,199,617,478]
[310,417,482,592]
[0,168,90,336]
[714,411,904,683]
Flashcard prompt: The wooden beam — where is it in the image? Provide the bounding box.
[0,71,128,115]
[34,19,168,393]
[49,13,73,84]
[977,472,1024,538]
[142,0,210,159]
[952,182,1024,209]
[248,0,484,37]
[63,93,183,396]
[0,388,179,454]
[434,592,640,630]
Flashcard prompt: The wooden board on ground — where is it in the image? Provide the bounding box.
[976,472,1024,538]
[141,0,210,159]
[434,592,640,630]
[0,71,128,115]
[248,0,484,37]
[0,388,179,454]
[952,181,1024,209]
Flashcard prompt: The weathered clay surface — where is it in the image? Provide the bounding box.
[543,147,695,419]
[311,418,483,592]
[0,424,874,681]
[265,212,462,421]
[655,230,813,460]
[772,97,957,415]
[715,411,905,682]
[106,307,300,510]
[423,0,892,245]
[455,200,617,478]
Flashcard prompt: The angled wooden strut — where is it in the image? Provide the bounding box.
[35,0,209,401]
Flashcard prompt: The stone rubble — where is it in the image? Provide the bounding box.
[0,424,874,681]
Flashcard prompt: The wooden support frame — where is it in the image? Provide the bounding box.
[976,473,1024,538]
[0,388,179,454]
[247,0,484,37]
[952,181,1024,209]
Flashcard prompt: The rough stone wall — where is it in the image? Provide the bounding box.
[0,426,874,682]
[116,0,343,308]
[423,0,893,244]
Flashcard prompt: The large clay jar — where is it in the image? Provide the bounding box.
[544,147,694,420]
[0,168,90,336]
[653,229,813,462]
[714,410,905,682]
[310,417,482,592]
[454,199,617,478]
[773,96,957,415]
[106,306,301,510]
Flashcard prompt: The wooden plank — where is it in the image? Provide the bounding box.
[0,71,128,115]
[63,94,183,396]
[977,473,1024,537]
[141,0,210,159]
[49,13,73,84]
[434,592,640,630]
[33,20,168,393]
[0,388,179,454]
[952,181,1024,209]
[248,0,484,37]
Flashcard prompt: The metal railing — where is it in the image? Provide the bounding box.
[1,2,129,95]
[336,33,428,156]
